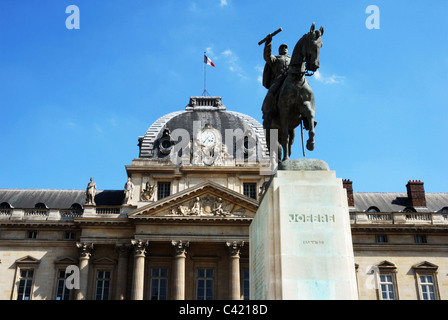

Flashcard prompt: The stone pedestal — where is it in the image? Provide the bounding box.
[250,159,358,300]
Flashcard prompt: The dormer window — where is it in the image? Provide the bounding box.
[69,203,83,210]
[367,206,380,213]
[35,203,48,209]
[0,202,12,209]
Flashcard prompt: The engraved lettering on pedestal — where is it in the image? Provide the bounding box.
[288,213,335,223]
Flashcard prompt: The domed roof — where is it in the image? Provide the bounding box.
[138,96,269,163]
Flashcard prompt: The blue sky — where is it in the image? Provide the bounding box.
[1,0,447,193]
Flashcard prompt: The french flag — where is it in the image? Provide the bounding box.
[204,54,215,67]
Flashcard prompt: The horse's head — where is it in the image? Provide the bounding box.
[303,23,324,73]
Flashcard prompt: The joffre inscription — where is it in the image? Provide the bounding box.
[288,213,335,223]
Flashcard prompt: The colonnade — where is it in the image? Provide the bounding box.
[74,240,245,300]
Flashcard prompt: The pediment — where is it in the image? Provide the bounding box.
[55,256,78,265]
[376,260,397,270]
[413,261,439,271]
[15,255,40,265]
[128,180,258,219]
[92,256,117,265]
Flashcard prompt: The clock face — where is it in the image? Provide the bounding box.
[201,130,216,147]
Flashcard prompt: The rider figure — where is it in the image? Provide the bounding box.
[261,35,290,152]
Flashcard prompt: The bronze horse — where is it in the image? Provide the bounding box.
[266,23,324,161]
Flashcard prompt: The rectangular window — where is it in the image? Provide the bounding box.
[27,231,37,239]
[415,235,427,244]
[376,235,388,243]
[56,269,71,300]
[379,275,395,300]
[95,270,111,300]
[242,268,250,300]
[150,268,168,300]
[157,182,171,200]
[17,269,34,300]
[243,183,257,200]
[196,268,214,300]
[420,275,436,300]
[64,232,75,240]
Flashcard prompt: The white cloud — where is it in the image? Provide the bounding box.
[221,49,246,79]
[220,0,228,7]
[222,49,232,56]
[313,70,345,84]
[255,65,264,84]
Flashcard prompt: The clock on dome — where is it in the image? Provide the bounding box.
[200,130,216,147]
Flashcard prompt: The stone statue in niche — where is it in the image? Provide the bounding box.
[141,181,157,201]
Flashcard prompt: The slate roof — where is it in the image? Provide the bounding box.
[0,189,124,209]
[1,188,447,213]
[353,192,448,213]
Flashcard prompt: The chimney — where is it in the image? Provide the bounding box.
[406,180,426,207]
[343,179,354,207]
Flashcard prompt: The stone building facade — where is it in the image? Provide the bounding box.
[0,96,447,300]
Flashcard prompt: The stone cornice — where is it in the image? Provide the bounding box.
[73,218,132,227]
[131,215,253,224]
[0,220,76,229]
[353,243,448,252]
[351,225,448,233]
[125,162,267,174]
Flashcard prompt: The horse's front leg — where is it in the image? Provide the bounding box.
[288,129,295,157]
[302,101,315,151]
[279,113,290,161]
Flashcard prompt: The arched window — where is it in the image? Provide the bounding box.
[69,203,83,210]
[0,202,13,209]
[441,207,448,214]
[34,203,48,209]
[403,207,416,213]
[366,206,380,213]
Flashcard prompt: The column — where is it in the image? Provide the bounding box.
[131,240,148,300]
[226,241,244,300]
[171,240,189,300]
[75,242,94,300]
[114,243,131,300]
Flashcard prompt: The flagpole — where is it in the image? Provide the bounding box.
[203,51,207,96]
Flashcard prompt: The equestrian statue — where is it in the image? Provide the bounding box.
[260,23,324,162]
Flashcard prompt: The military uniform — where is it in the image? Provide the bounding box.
[261,39,290,129]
